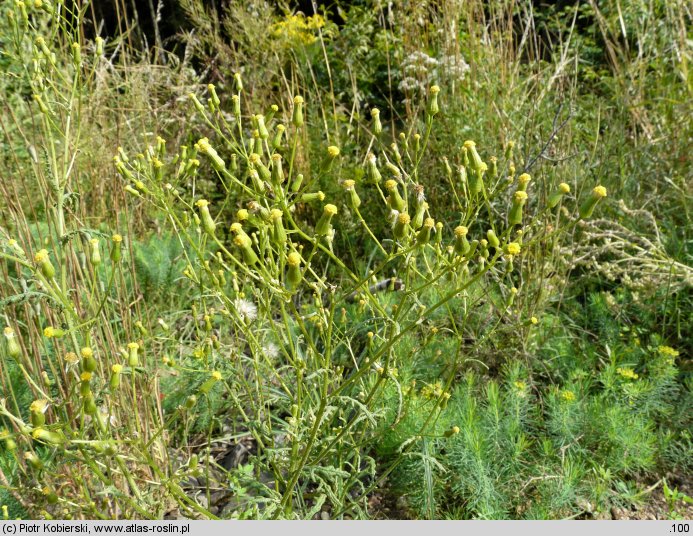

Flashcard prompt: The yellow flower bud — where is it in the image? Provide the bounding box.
[366,152,381,183]
[315,204,338,236]
[579,185,607,219]
[111,234,123,263]
[195,199,216,236]
[286,251,303,290]
[427,85,441,116]
[416,217,435,245]
[270,208,287,245]
[4,327,21,359]
[548,182,571,208]
[371,108,382,135]
[271,153,285,184]
[463,140,484,172]
[454,226,471,255]
[509,190,528,225]
[89,238,101,266]
[127,342,139,367]
[196,137,225,171]
[34,249,55,279]
[385,179,406,212]
[486,229,500,249]
[292,95,304,127]
[393,212,410,240]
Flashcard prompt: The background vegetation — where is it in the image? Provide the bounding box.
[0,0,691,520]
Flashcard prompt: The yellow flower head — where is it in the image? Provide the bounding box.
[397,213,411,225]
[112,364,123,374]
[561,390,576,402]
[34,249,49,263]
[514,191,528,202]
[271,13,324,46]
[211,371,222,381]
[593,186,607,198]
[657,346,679,358]
[385,179,398,191]
[429,85,441,95]
[327,146,340,158]
[195,199,210,208]
[196,138,212,153]
[559,183,570,194]
[342,179,355,190]
[518,173,531,186]
[30,399,48,414]
[80,371,92,382]
[616,367,638,380]
[463,140,476,149]
[81,347,93,358]
[506,242,521,256]
[454,226,468,237]
[323,204,338,216]
[112,234,123,243]
[287,252,304,270]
